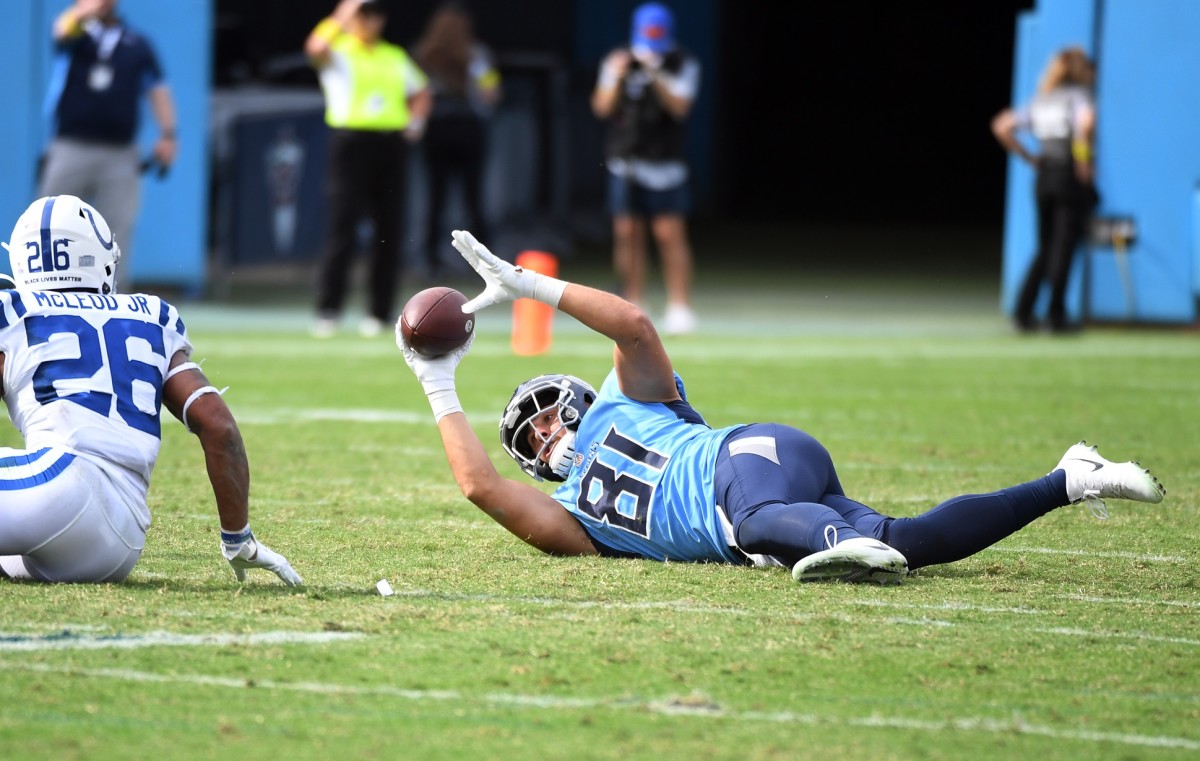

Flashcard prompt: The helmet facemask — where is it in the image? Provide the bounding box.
[500,375,597,482]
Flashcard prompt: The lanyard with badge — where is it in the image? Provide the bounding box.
[86,22,123,92]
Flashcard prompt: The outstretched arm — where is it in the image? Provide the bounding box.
[163,352,302,586]
[452,230,678,403]
[162,354,248,533]
[396,330,597,556]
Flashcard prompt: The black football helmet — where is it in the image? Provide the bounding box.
[499,374,597,482]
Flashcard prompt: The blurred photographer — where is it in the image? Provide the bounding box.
[591,3,700,335]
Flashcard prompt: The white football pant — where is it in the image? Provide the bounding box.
[0,447,146,583]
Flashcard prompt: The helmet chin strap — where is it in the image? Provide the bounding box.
[546,431,578,480]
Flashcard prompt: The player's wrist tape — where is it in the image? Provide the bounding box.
[1072,141,1091,162]
[425,386,462,422]
[182,385,228,432]
[523,273,567,308]
[221,524,253,547]
[165,361,202,382]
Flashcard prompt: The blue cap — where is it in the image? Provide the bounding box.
[631,3,674,54]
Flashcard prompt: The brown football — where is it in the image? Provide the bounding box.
[399,287,474,357]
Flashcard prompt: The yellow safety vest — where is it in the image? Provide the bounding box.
[319,35,427,130]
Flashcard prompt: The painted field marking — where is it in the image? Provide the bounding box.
[379,586,1200,621]
[235,408,429,425]
[988,546,1187,563]
[852,600,1045,615]
[376,588,1200,648]
[879,618,1200,647]
[1057,594,1200,609]
[0,661,1195,751]
[0,630,363,652]
[392,589,751,616]
[385,589,1200,643]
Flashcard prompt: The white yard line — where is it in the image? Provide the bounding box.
[379,586,1200,619]
[880,618,1200,647]
[0,630,363,651]
[987,546,1187,563]
[1056,594,1200,608]
[0,660,1194,751]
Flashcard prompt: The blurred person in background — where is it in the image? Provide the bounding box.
[591,2,700,336]
[39,0,178,292]
[396,230,1166,585]
[413,1,502,281]
[0,196,300,586]
[992,46,1098,334]
[305,0,432,338]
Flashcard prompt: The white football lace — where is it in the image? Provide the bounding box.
[1082,492,1109,520]
[823,524,839,549]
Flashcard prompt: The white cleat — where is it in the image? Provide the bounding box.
[792,537,909,585]
[310,316,339,339]
[358,317,384,338]
[1054,441,1166,519]
[661,303,697,336]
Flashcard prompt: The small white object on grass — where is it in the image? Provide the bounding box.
[376,579,394,597]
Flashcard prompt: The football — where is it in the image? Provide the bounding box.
[399,287,474,357]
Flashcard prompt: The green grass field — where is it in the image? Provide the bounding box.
[2,257,1198,760]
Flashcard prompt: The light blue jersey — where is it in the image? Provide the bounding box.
[551,370,745,562]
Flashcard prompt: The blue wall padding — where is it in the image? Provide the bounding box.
[0,0,209,291]
[1003,0,1200,323]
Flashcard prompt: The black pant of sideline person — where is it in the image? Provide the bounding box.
[315,128,410,336]
[421,113,489,278]
[1014,160,1098,333]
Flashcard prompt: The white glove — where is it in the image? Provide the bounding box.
[451,230,566,313]
[220,526,302,587]
[396,325,474,421]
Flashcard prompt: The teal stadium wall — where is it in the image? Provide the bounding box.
[1,0,210,292]
[1001,0,1200,323]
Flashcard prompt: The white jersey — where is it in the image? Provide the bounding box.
[0,288,192,516]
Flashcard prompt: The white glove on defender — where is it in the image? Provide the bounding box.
[396,327,475,421]
[220,526,303,587]
[451,230,566,313]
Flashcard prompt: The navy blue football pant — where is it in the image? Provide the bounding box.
[714,424,1068,569]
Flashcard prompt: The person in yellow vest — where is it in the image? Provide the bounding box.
[305,0,432,338]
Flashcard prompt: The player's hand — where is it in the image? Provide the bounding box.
[221,532,303,587]
[396,325,472,421]
[452,230,566,312]
[396,328,474,387]
[452,230,525,312]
